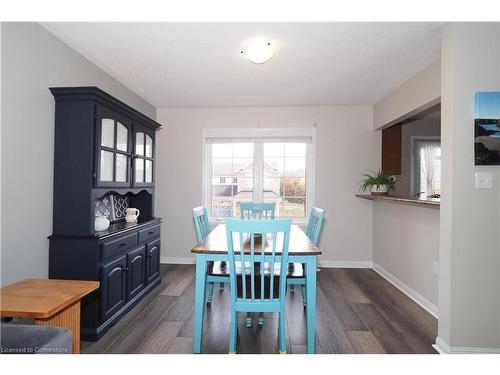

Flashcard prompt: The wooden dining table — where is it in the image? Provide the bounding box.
[191,223,321,354]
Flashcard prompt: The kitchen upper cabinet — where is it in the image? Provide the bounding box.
[382,124,402,175]
[95,105,133,188]
[132,124,155,187]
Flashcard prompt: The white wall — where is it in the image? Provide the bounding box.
[373,202,440,315]
[155,106,379,265]
[438,22,500,351]
[374,60,441,130]
[0,23,156,286]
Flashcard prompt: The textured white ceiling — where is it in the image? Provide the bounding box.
[41,22,441,108]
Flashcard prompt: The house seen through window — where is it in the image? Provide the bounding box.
[205,130,314,221]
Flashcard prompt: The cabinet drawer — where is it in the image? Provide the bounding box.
[138,224,160,243]
[100,232,138,261]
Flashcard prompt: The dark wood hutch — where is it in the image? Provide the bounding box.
[48,87,162,340]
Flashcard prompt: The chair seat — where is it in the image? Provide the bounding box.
[207,261,304,278]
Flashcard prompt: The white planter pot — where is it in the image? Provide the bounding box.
[370,185,389,195]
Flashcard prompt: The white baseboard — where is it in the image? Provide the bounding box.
[160,256,195,264]
[433,337,500,354]
[318,260,373,268]
[372,262,439,318]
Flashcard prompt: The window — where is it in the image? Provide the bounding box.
[204,128,315,222]
[412,138,441,197]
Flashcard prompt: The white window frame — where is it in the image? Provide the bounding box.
[202,127,316,224]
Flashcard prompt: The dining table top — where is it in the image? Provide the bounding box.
[191,223,321,256]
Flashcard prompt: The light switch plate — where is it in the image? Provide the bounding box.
[475,172,494,189]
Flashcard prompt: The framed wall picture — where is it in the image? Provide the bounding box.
[474,92,500,166]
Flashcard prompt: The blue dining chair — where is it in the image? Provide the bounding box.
[239,202,276,327]
[192,206,228,304]
[240,202,275,220]
[287,207,324,305]
[225,217,292,354]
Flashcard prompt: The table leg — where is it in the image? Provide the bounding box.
[305,256,317,354]
[193,254,207,353]
[35,300,80,354]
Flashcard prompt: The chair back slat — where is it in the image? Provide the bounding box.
[192,206,211,242]
[240,202,276,220]
[225,218,291,304]
[306,207,325,246]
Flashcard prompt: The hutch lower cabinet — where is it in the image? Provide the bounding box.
[50,221,161,340]
[48,87,162,340]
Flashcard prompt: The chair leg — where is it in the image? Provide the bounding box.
[219,282,225,292]
[290,284,295,294]
[246,312,252,328]
[258,312,264,327]
[206,282,215,305]
[278,311,287,354]
[301,285,306,307]
[229,309,237,354]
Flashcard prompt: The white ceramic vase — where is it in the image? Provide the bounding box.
[95,214,110,231]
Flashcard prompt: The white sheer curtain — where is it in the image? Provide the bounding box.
[418,141,440,195]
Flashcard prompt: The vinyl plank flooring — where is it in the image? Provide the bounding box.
[166,337,194,354]
[135,321,183,354]
[291,344,307,354]
[328,268,371,304]
[161,265,195,296]
[346,331,386,354]
[352,303,413,354]
[314,286,356,353]
[317,271,369,332]
[82,265,437,354]
[104,295,176,354]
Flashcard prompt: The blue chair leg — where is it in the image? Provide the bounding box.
[290,284,295,294]
[229,308,237,354]
[278,310,287,354]
[301,284,306,307]
[219,282,225,292]
[246,312,252,328]
[258,312,264,327]
[206,282,214,305]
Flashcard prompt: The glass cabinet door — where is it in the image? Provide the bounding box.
[132,125,154,187]
[96,107,132,187]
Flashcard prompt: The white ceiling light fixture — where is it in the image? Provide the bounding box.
[241,38,274,64]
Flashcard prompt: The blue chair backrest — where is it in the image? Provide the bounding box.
[306,207,325,246]
[240,202,276,220]
[192,206,211,243]
[225,218,292,303]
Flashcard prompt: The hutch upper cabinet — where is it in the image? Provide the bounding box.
[48,87,162,340]
[95,103,155,188]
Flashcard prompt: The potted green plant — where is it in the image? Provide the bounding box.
[360,169,396,195]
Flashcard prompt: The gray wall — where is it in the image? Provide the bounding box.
[373,60,441,130]
[439,22,500,351]
[155,106,380,266]
[0,22,156,286]
[393,116,441,196]
[373,202,440,315]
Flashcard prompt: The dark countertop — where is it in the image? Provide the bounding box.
[95,217,162,239]
[355,194,440,207]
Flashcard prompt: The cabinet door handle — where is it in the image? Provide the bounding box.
[119,242,127,247]
[121,266,128,272]
[148,231,154,235]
